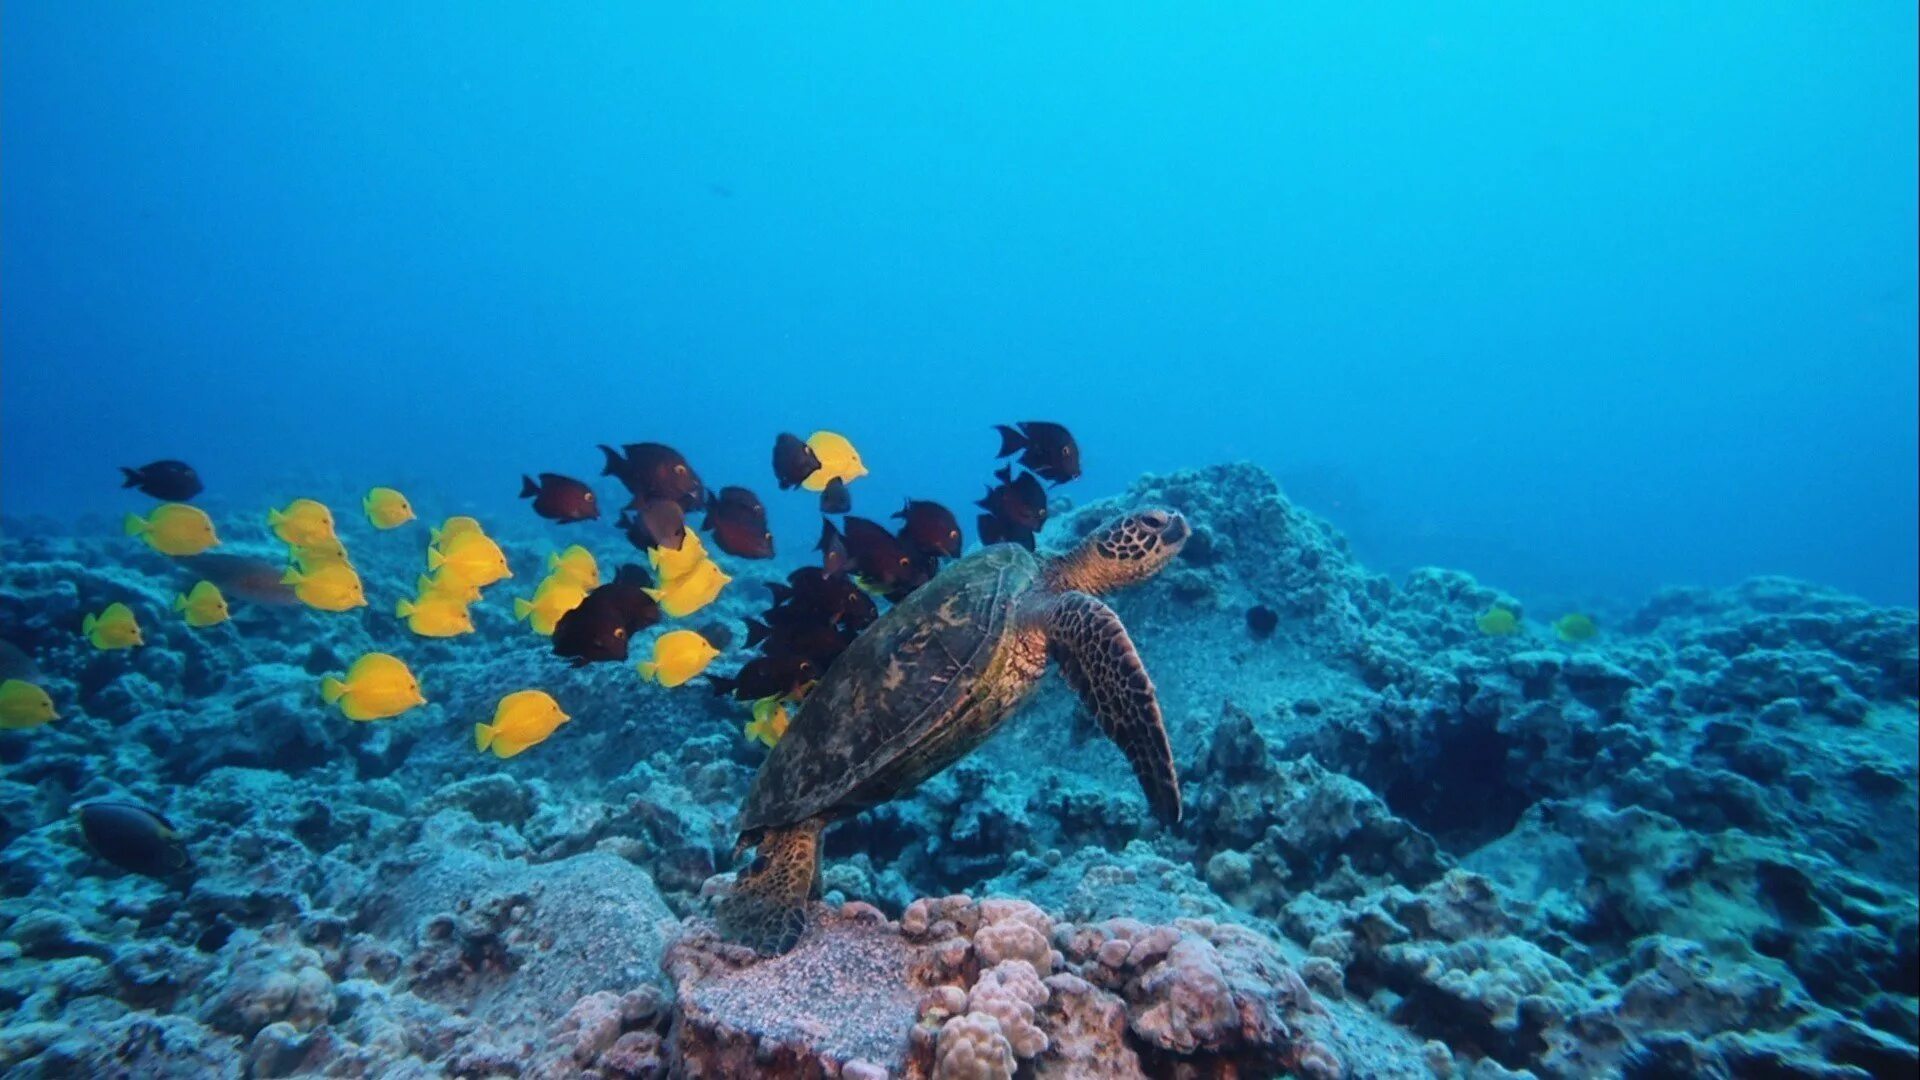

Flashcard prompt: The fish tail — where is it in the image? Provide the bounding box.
[512,598,533,621]
[320,676,347,705]
[395,598,415,617]
[745,619,770,648]
[428,526,443,546]
[172,594,187,612]
[707,674,737,699]
[637,661,659,683]
[122,512,146,536]
[119,467,142,488]
[597,445,623,477]
[279,568,302,585]
[994,424,1026,457]
[474,723,494,752]
[426,549,446,571]
[268,508,285,526]
[519,475,539,499]
[82,613,97,636]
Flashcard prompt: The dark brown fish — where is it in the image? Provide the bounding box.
[703,489,774,559]
[520,473,600,523]
[767,565,876,632]
[551,566,661,666]
[819,476,852,515]
[745,617,851,666]
[120,460,203,501]
[842,516,929,599]
[977,466,1048,532]
[690,620,734,651]
[600,443,704,509]
[976,513,1036,552]
[772,433,821,490]
[1246,605,1279,639]
[816,518,848,575]
[994,421,1081,484]
[618,498,687,551]
[893,499,962,559]
[77,801,191,879]
[707,653,818,702]
[179,553,301,606]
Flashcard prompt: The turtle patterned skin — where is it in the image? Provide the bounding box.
[719,507,1190,954]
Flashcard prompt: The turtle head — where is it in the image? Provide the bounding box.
[1045,507,1189,595]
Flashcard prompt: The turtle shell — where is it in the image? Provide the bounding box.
[736,544,1041,835]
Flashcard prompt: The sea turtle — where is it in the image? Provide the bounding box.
[718,507,1191,953]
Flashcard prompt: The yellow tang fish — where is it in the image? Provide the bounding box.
[290,537,354,571]
[428,531,512,587]
[124,503,220,557]
[83,602,143,650]
[647,530,709,584]
[416,572,482,605]
[1554,613,1598,642]
[744,695,791,748]
[0,679,58,730]
[644,558,730,618]
[172,581,230,628]
[395,593,474,637]
[546,545,600,591]
[512,577,587,636]
[268,499,336,547]
[430,516,485,548]
[321,652,426,721]
[474,689,570,758]
[280,562,367,612]
[363,487,416,530]
[1476,607,1519,636]
[636,629,720,688]
[801,431,867,492]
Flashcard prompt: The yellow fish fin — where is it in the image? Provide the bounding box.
[122,513,147,536]
[427,548,446,571]
[172,594,188,612]
[396,598,416,618]
[489,735,530,758]
[512,598,534,621]
[637,661,659,683]
[321,676,348,705]
[280,568,302,585]
[82,613,97,636]
[474,722,493,752]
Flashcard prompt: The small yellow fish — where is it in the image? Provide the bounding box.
[172,581,230,628]
[416,572,482,605]
[647,530,710,584]
[644,558,730,618]
[320,652,426,721]
[546,545,601,590]
[428,531,512,587]
[0,679,58,730]
[744,695,791,748]
[801,431,867,492]
[395,594,475,637]
[363,487,416,530]
[430,516,485,548]
[268,499,337,547]
[1477,607,1519,636]
[637,629,720,688]
[289,537,354,571]
[280,563,367,612]
[123,503,220,557]
[474,689,570,758]
[82,602,143,650]
[512,577,587,636]
[1554,613,1598,642]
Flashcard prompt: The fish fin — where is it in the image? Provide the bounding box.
[994,424,1027,457]
[82,613,97,635]
[473,723,493,752]
[519,475,539,499]
[993,465,1013,484]
[1044,591,1180,824]
[637,661,659,683]
[744,619,770,648]
[279,568,302,585]
[395,598,415,617]
[707,674,737,699]
[120,467,143,488]
[122,513,146,536]
[642,587,665,602]
[512,598,534,620]
[320,676,347,705]
[766,582,792,604]
[489,735,530,758]
[426,549,446,571]
[172,594,187,612]
[598,445,624,477]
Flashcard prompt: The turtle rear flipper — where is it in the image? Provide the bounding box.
[1045,591,1182,823]
[716,818,824,954]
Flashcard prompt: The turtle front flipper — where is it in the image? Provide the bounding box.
[1044,591,1182,823]
[716,817,825,954]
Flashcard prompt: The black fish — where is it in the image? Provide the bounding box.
[816,518,849,576]
[842,516,929,599]
[552,566,661,666]
[977,466,1048,532]
[520,473,600,523]
[768,565,875,632]
[691,620,734,651]
[994,421,1081,484]
[77,801,191,880]
[600,443,704,509]
[977,513,1036,552]
[819,477,852,514]
[619,498,687,551]
[745,616,852,666]
[708,653,818,702]
[120,460,203,501]
[1247,605,1279,640]
[772,433,821,490]
[703,489,774,559]
[894,499,962,559]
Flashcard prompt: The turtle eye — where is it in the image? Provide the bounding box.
[1140,510,1170,529]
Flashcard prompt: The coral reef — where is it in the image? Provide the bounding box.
[2,463,1914,1076]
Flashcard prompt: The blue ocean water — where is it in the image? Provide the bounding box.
[2,5,1913,605]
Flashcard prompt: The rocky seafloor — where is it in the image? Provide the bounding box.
[0,462,1914,1078]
